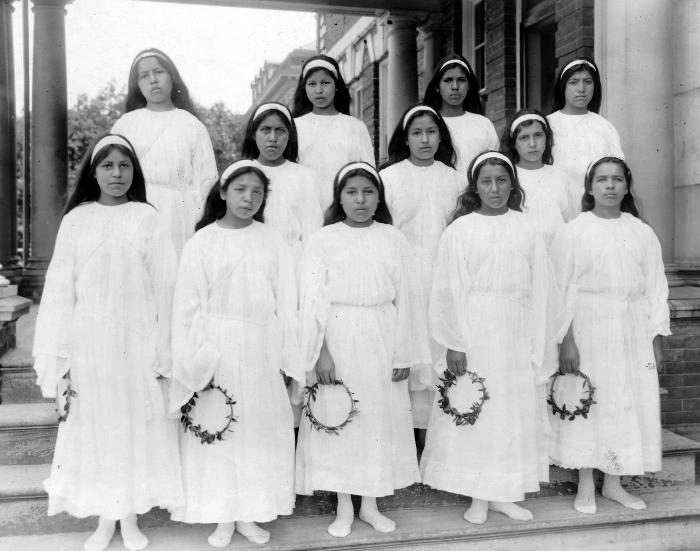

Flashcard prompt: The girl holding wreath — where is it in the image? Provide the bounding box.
[420,152,550,524]
[33,134,183,551]
[168,160,304,547]
[548,156,670,514]
[295,161,431,538]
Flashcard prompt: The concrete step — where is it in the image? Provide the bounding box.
[0,365,51,404]
[2,486,700,551]
[0,403,57,465]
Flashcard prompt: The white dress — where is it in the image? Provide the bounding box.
[253,159,324,269]
[295,222,431,497]
[547,110,624,216]
[112,108,219,255]
[442,112,499,177]
[380,159,464,428]
[32,202,183,520]
[420,210,549,502]
[168,221,303,523]
[548,212,670,475]
[294,112,375,212]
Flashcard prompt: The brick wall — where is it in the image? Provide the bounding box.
[554,0,594,64]
[320,14,362,52]
[661,322,700,425]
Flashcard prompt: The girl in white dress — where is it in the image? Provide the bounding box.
[33,135,183,551]
[292,54,375,212]
[547,57,624,216]
[379,105,462,441]
[549,156,670,515]
[171,160,304,547]
[112,48,218,256]
[168,161,304,547]
[422,55,499,176]
[420,152,549,525]
[296,162,431,538]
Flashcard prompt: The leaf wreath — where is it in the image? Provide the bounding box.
[302,379,359,436]
[57,378,77,424]
[547,371,597,421]
[436,369,489,427]
[180,382,237,445]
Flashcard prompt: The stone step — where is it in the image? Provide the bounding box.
[0,403,57,465]
[2,486,700,550]
[0,365,51,404]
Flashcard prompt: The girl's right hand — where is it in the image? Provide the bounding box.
[559,326,580,374]
[56,371,70,412]
[446,349,467,376]
[315,343,336,385]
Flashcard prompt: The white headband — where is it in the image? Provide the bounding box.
[402,106,439,130]
[337,162,380,184]
[302,59,338,80]
[131,50,169,70]
[440,59,472,75]
[253,103,292,123]
[584,155,625,181]
[509,114,547,136]
[470,152,514,179]
[220,159,261,185]
[561,59,597,78]
[91,135,134,163]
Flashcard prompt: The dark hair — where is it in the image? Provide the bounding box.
[196,166,270,230]
[292,55,351,117]
[65,134,148,215]
[451,152,524,222]
[551,57,602,114]
[324,163,392,226]
[381,105,456,169]
[125,48,200,119]
[241,103,299,162]
[581,156,640,217]
[500,108,553,165]
[422,54,484,115]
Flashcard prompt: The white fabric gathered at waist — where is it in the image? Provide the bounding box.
[329,301,394,310]
[576,289,646,304]
[470,290,531,306]
[206,312,275,327]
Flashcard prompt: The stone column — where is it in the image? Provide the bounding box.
[672,0,700,281]
[594,0,675,267]
[25,0,71,298]
[0,0,17,278]
[386,15,418,135]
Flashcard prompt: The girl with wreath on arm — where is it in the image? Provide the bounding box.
[167,161,304,547]
[295,162,431,538]
[420,152,550,525]
[112,48,218,256]
[548,156,669,514]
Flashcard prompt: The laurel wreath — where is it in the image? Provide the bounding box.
[302,379,359,435]
[57,379,77,424]
[180,382,238,444]
[547,371,597,421]
[437,369,489,426]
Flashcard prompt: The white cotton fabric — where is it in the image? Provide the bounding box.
[294,112,375,212]
[253,159,324,269]
[112,108,218,255]
[32,202,183,520]
[295,222,431,497]
[442,112,499,177]
[547,110,624,216]
[168,221,302,523]
[420,210,550,502]
[548,212,670,475]
[381,159,464,428]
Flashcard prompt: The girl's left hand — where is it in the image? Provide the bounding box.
[653,335,665,373]
[392,368,410,382]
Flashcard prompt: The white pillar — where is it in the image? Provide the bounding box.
[386,15,418,134]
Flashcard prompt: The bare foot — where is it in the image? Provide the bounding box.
[328,493,354,538]
[359,497,395,533]
[602,475,646,510]
[120,514,148,551]
[489,501,533,521]
[84,517,116,551]
[207,522,235,548]
[464,498,488,524]
[235,521,270,545]
[574,468,597,514]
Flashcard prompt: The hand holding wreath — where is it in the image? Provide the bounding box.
[315,341,336,384]
[446,348,467,376]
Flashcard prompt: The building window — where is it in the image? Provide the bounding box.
[521,0,557,113]
[473,0,486,91]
